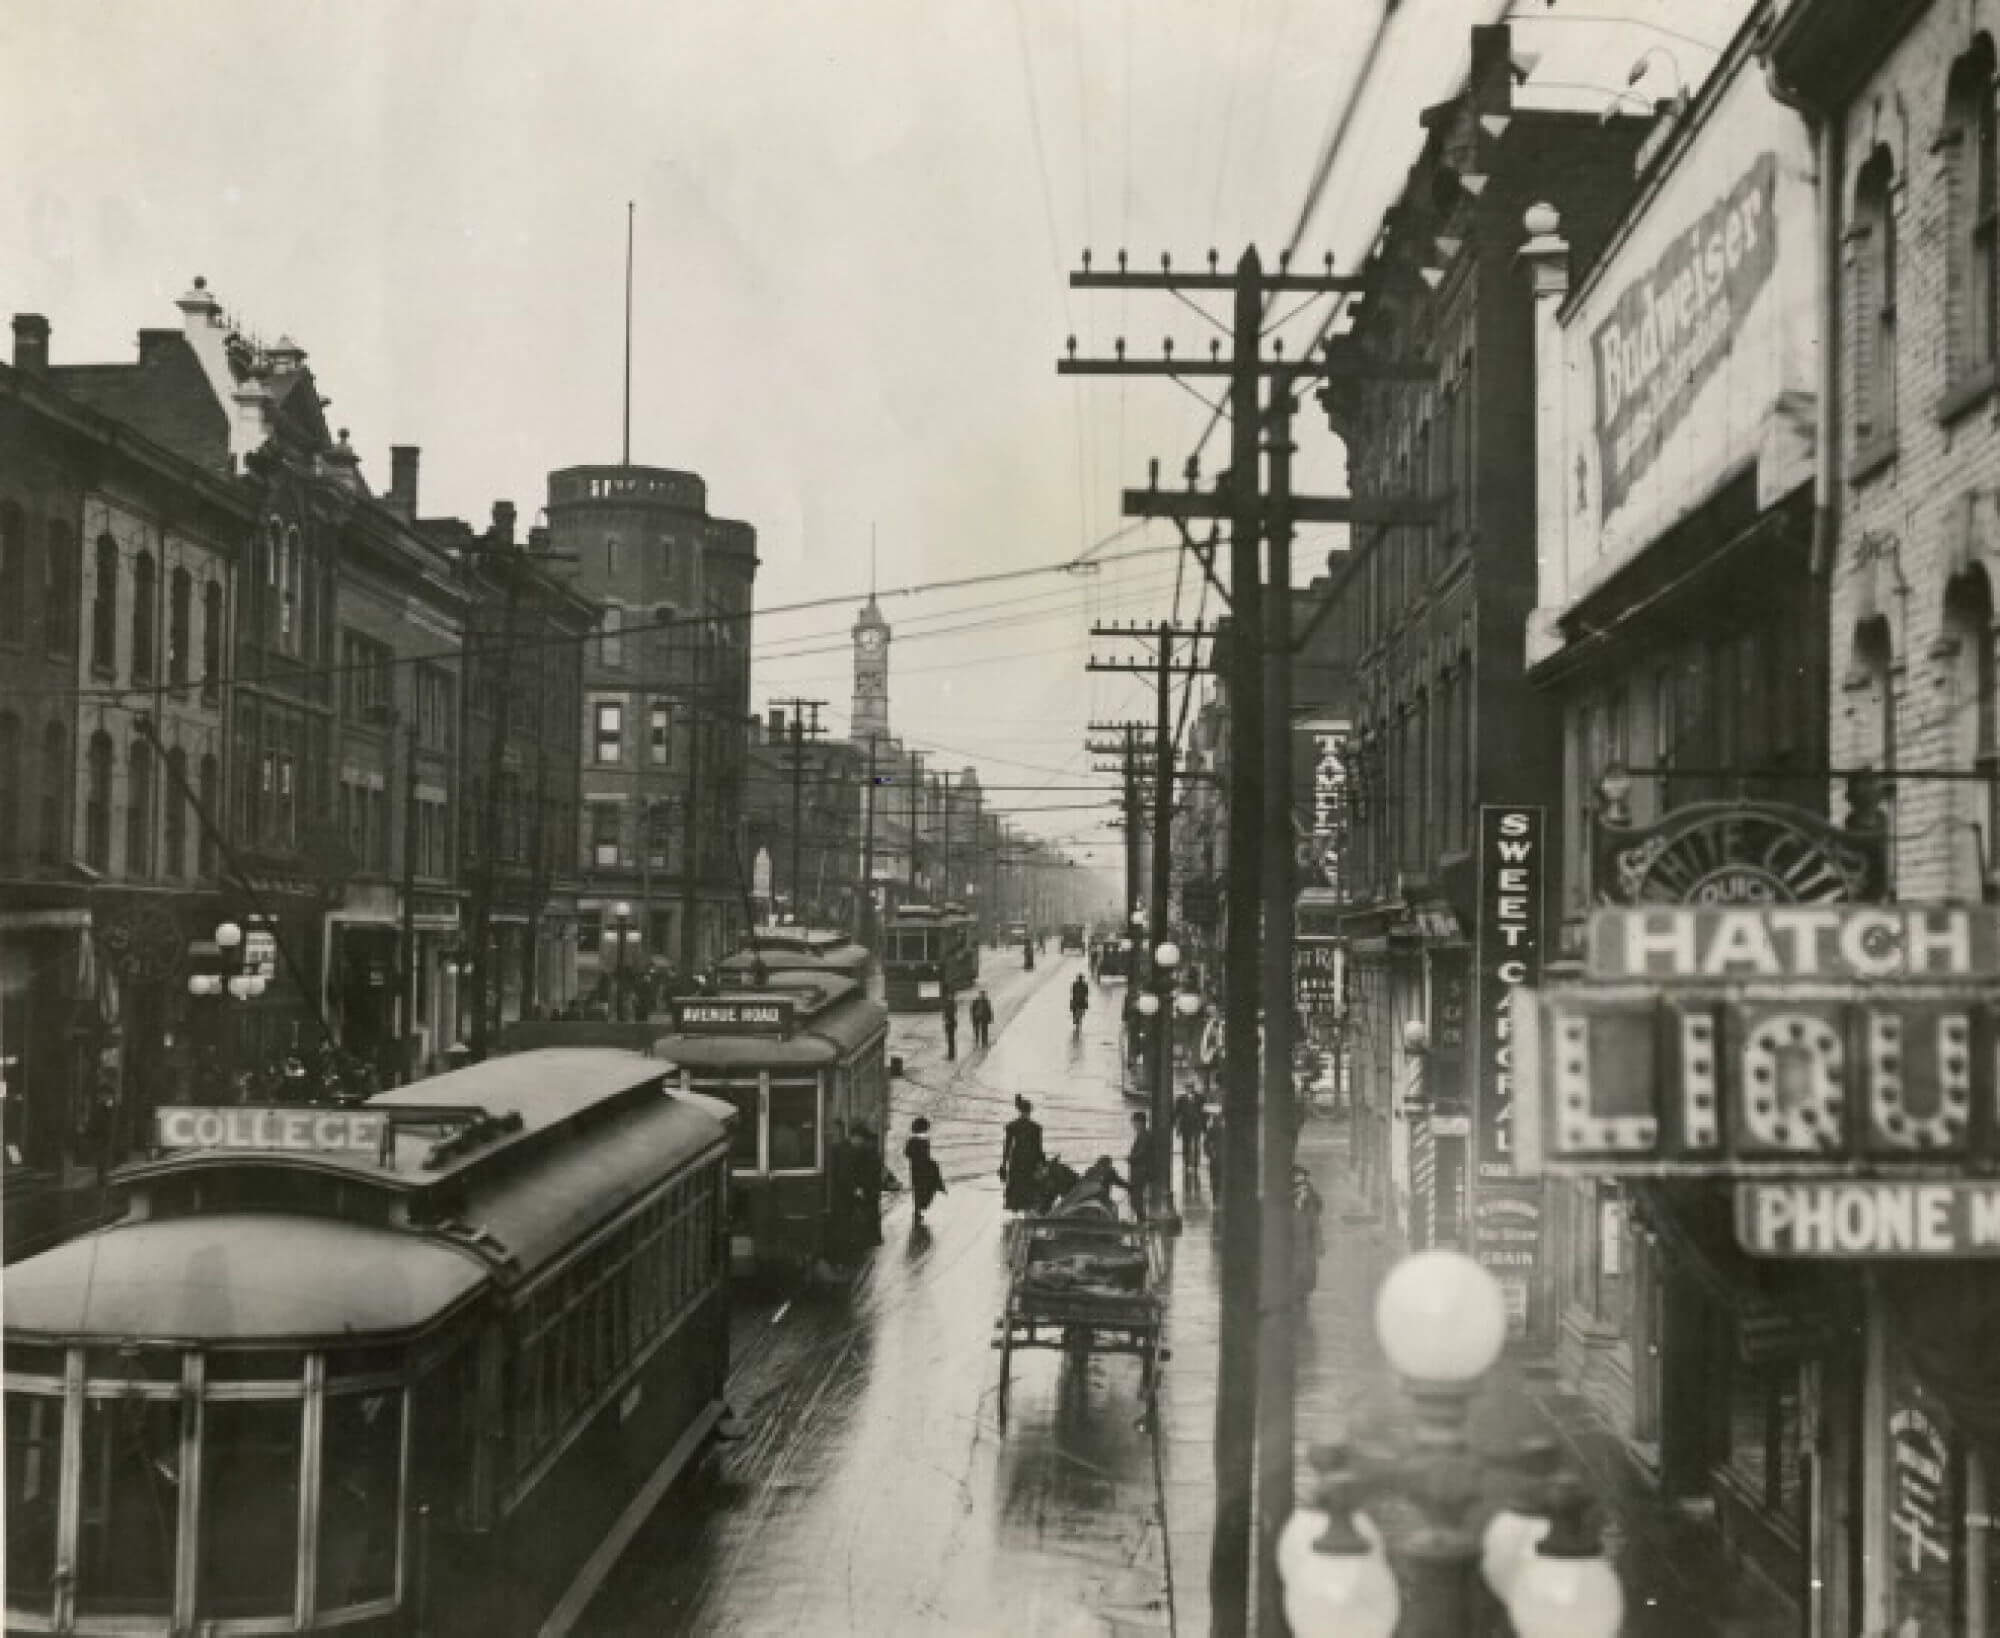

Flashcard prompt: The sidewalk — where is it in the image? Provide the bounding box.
[1154,1108,1797,1637]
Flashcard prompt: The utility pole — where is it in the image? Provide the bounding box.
[772,697,826,921]
[859,732,879,947]
[906,749,926,895]
[1061,245,1430,1638]
[468,532,521,1061]
[678,633,704,981]
[941,768,954,903]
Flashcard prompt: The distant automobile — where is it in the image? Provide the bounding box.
[1059,923,1086,953]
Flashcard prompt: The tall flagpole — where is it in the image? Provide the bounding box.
[623,201,635,466]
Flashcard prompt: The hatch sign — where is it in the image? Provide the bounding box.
[155,1105,387,1156]
[673,998,795,1035]
[1589,906,1999,983]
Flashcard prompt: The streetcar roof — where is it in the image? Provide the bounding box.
[3,1211,487,1342]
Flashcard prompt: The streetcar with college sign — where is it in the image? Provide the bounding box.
[2,1050,735,1638]
[647,968,890,1274]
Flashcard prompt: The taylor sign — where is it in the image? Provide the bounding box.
[155,1105,388,1156]
[1737,1181,2000,1258]
[1514,905,2000,1177]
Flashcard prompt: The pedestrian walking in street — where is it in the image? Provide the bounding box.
[1126,1110,1155,1222]
[1204,1109,1223,1207]
[941,990,960,1060]
[969,988,995,1049]
[904,1116,946,1227]
[1291,1164,1326,1302]
[1000,1095,1045,1214]
[1069,974,1090,1036]
[1173,1089,1208,1191]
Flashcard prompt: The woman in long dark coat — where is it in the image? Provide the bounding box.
[999,1095,1046,1213]
[905,1116,946,1226]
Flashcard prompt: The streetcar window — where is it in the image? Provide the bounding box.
[326,1345,402,1381]
[77,1397,181,1617]
[4,1341,64,1377]
[713,1086,757,1168]
[5,1390,62,1614]
[85,1343,181,1383]
[199,1400,302,1617]
[317,1389,403,1609]
[206,1348,303,1383]
[768,1080,819,1172]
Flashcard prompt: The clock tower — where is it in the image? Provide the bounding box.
[851,595,891,745]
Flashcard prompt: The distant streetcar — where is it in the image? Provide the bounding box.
[2,1050,734,1638]
[881,901,979,1010]
[717,924,874,986]
[647,968,890,1275]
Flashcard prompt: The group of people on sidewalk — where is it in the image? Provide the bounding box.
[938,986,995,1060]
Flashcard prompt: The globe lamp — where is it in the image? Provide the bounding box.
[1154,940,1181,970]
[215,921,243,949]
[1174,991,1203,1018]
[1277,1482,1400,1638]
[1374,1249,1507,1386]
[1506,1484,1623,1638]
[1136,991,1161,1017]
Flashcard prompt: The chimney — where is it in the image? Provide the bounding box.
[491,500,517,546]
[388,446,420,518]
[11,314,49,376]
[769,708,786,740]
[137,329,181,367]
[527,524,550,553]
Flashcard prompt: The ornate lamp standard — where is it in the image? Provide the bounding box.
[1277,1249,1624,1637]
[185,921,267,1097]
[1134,934,1201,1233]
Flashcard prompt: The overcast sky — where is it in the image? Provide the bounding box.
[1,0,1746,867]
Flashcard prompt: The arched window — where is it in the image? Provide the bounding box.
[202,580,224,701]
[131,552,157,680]
[1946,38,1999,381]
[0,502,23,645]
[126,739,154,877]
[40,722,66,865]
[165,746,189,878]
[85,731,112,871]
[1943,571,1998,897]
[198,753,220,878]
[1853,148,1899,451]
[0,713,20,863]
[169,566,192,687]
[91,534,118,675]
[44,519,76,656]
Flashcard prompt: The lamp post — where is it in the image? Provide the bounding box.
[185,921,268,1097]
[1134,932,1200,1235]
[611,901,634,1022]
[1277,1249,1624,1638]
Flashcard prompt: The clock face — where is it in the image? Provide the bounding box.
[858,628,886,654]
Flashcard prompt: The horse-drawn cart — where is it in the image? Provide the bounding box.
[994,1211,1164,1430]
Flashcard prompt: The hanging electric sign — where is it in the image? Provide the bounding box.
[1515,905,2000,1178]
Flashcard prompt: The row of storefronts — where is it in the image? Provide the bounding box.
[1273,6,2000,1632]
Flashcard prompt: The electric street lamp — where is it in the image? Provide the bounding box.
[1134,936,1199,1233]
[611,902,634,1022]
[1278,1249,1624,1638]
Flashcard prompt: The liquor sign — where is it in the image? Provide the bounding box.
[1736,1181,2000,1258]
[1515,905,2000,1178]
[155,1105,387,1156]
[672,997,796,1036]
[1474,807,1546,1178]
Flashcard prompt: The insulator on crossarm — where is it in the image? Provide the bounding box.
[1148,457,1161,490]
[1115,337,1126,359]
[1210,337,1222,360]
[1279,248,1293,273]
[1274,338,1286,359]
[1185,454,1200,486]
[1118,249,1128,272]
[1325,252,1336,274]
[1208,248,1219,273]
[1163,336,1174,359]
[1162,251,1173,272]
[1067,335,1078,358]
[1083,249,1093,272]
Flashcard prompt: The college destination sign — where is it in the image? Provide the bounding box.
[1593,151,1778,516]
[155,1105,388,1156]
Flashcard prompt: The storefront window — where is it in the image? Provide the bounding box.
[769,1078,819,1172]
[77,1397,182,1616]
[1722,1359,1805,1527]
[317,1389,403,1609]
[5,1391,63,1613]
[199,1399,302,1617]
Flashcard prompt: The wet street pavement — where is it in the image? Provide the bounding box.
[583,950,1173,1637]
[581,948,1798,1637]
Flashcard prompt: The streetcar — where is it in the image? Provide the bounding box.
[881,901,979,1010]
[648,968,890,1276]
[718,924,873,985]
[2,1050,734,1638]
